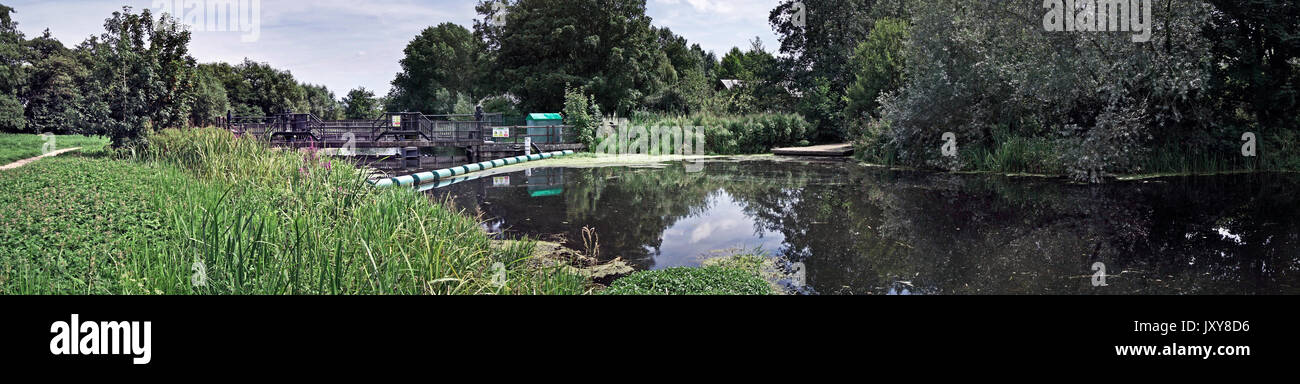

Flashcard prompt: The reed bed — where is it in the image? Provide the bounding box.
[0,128,588,295]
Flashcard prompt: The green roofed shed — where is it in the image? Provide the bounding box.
[526,113,565,143]
[526,113,563,125]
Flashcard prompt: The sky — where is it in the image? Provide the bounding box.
[7,0,780,98]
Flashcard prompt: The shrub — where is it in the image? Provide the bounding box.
[600,266,772,295]
[628,112,811,155]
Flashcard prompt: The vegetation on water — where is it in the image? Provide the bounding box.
[600,266,772,296]
[0,133,108,164]
[0,128,589,294]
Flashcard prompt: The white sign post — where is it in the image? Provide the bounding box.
[525,137,532,156]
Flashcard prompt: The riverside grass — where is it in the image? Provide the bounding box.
[0,133,110,165]
[0,128,588,295]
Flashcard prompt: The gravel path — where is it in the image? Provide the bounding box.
[0,147,82,171]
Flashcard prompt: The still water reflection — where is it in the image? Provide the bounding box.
[430,159,1300,295]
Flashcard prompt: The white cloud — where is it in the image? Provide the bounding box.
[9,0,781,100]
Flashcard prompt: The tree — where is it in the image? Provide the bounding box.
[770,0,877,140]
[0,4,26,132]
[1205,0,1300,134]
[190,66,229,126]
[23,32,89,134]
[342,87,381,119]
[843,18,909,123]
[642,27,714,114]
[235,59,306,116]
[80,7,197,147]
[388,23,483,114]
[302,83,341,120]
[875,0,1217,180]
[563,84,598,147]
[477,0,665,114]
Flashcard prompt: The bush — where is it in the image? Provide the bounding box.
[628,112,811,155]
[600,266,772,295]
[564,85,600,148]
[116,128,588,295]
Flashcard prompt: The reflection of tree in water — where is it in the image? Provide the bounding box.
[560,166,719,268]
[727,166,1300,295]
[440,164,721,270]
[440,160,1300,294]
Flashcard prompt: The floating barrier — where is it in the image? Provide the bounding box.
[371,150,576,188]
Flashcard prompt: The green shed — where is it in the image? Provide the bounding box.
[526,113,564,143]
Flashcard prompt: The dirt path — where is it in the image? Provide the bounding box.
[0,147,82,171]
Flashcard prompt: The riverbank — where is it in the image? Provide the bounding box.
[0,128,588,295]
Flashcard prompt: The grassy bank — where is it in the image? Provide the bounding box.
[0,128,588,295]
[0,134,110,164]
[855,130,1300,180]
[600,255,779,296]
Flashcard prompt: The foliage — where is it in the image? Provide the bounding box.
[388,23,483,114]
[843,18,909,124]
[301,83,342,120]
[190,66,230,126]
[770,0,879,141]
[0,128,589,294]
[342,87,382,119]
[600,266,772,295]
[481,94,522,118]
[563,85,599,147]
[710,39,792,115]
[859,0,1272,181]
[71,7,197,148]
[476,0,666,114]
[627,112,811,155]
[0,4,25,132]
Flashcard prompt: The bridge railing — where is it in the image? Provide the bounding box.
[228,112,575,145]
[484,125,574,144]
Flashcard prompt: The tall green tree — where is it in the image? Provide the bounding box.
[476,0,665,114]
[0,4,26,132]
[190,66,229,126]
[342,87,381,119]
[770,0,877,140]
[843,18,909,122]
[642,27,714,113]
[235,59,306,116]
[301,83,341,120]
[1205,0,1300,132]
[80,7,197,147]
[22,31,88,134]
[388,23,483,114]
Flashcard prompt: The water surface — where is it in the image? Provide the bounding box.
[429,159,1300,295]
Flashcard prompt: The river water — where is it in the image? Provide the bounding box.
[427,158,1300,295]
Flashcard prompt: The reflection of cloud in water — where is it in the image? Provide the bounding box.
[654,191,784,269]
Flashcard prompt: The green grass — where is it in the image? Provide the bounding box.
[0,128,589,295]
[600,266,773,295]
[0,133,111,165]
[0,157,177,294]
